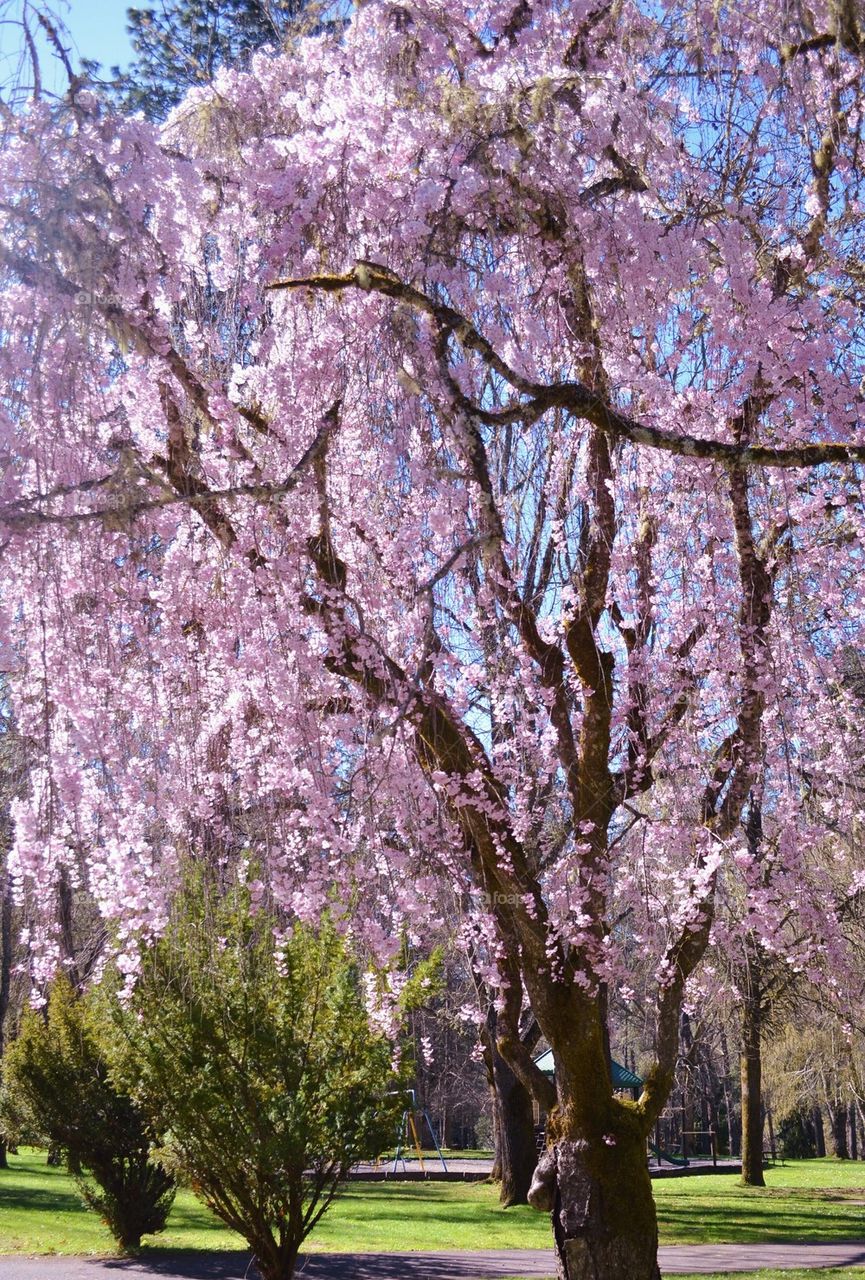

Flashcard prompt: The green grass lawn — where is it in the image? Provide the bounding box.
[672,1273,865,1279]
[503,1271,865,1280]
[1,1150,865,1257]
[0,1149,231,1255]
[652,1162,865,1246]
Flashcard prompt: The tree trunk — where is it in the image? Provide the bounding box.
[491,1098,502,1181]
[0,871,10,1049]
[850,1103,858,1161]
[766,1101,776,1161]
[252,1237,300,1280]
[830,1100,849,1159]
[854,1098,865,1159]
[480,1008,538,1206]
[0,870,11,1174]
[530,1120,660,1280]
[813,1105,826,1157]
[492,1050,537,1206]
[719,1031,738,1157]
[740,995,765,1186]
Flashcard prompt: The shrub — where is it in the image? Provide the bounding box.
[113,874,401,1280]
[0,977,174,1249]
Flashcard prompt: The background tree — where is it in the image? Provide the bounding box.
[398,944,494,1157]
[765,1012,864,1161]
[0,977,175,1250]
[711,797,832,1187]
[113,0,325,120]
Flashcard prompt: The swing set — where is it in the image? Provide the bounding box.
[390,1088,448,1174]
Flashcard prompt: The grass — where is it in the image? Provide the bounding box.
[0,1149,233,1255]
[502,1272,865,1280]
[1,1151,865,1257]
[652,1162,865,1246]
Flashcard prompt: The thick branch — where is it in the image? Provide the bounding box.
[268,264,865,471]
[496,954,557,1110]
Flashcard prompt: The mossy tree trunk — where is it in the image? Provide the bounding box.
[526,1020,662,1280]
[533,1126,661,1280]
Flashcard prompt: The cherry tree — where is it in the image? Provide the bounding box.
[2,2,865,1277]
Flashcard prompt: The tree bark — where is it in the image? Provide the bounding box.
[855,1099,865,1159]
[482,1018,537,1205]
[492,1049,538,1206]
[0,869,12,1174]
[766,1101,777,1161]
[740,994,765,1186]
[850,1103,858,1161]
[530,1120,660,1280]
[490,1099,502,1181]
[812,1105,826,1157]
[517,998,664,1280]
[0,871,10,1046]
[829,1099,849,1158]
[251,1235,300,1280]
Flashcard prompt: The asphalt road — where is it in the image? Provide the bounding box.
[0,1241,864,1279]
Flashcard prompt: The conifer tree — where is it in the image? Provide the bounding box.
[116,0,319,120]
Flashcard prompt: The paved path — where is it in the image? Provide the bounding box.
[349,1158,740,1182]
[0,1242,864,1279]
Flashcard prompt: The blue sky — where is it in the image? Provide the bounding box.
[0,0,136,99]
[59,0,135,72]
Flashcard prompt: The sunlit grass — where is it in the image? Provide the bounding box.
[1,1150,864,1256]
[670,1272,865,1279]
[0,1148,237,1255]
[653,1163,865,1245]
[501,1273,865,1280]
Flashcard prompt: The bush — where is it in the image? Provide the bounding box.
[0,978,174,1249]
[113,874,401,1280]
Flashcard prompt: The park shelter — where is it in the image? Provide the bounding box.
[533,1050,643,1092]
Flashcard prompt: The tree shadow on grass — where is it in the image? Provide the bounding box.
[0,1178,88,1216]
[655,1191,865,1245]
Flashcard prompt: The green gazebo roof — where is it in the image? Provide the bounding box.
[534,1049,643,1091]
